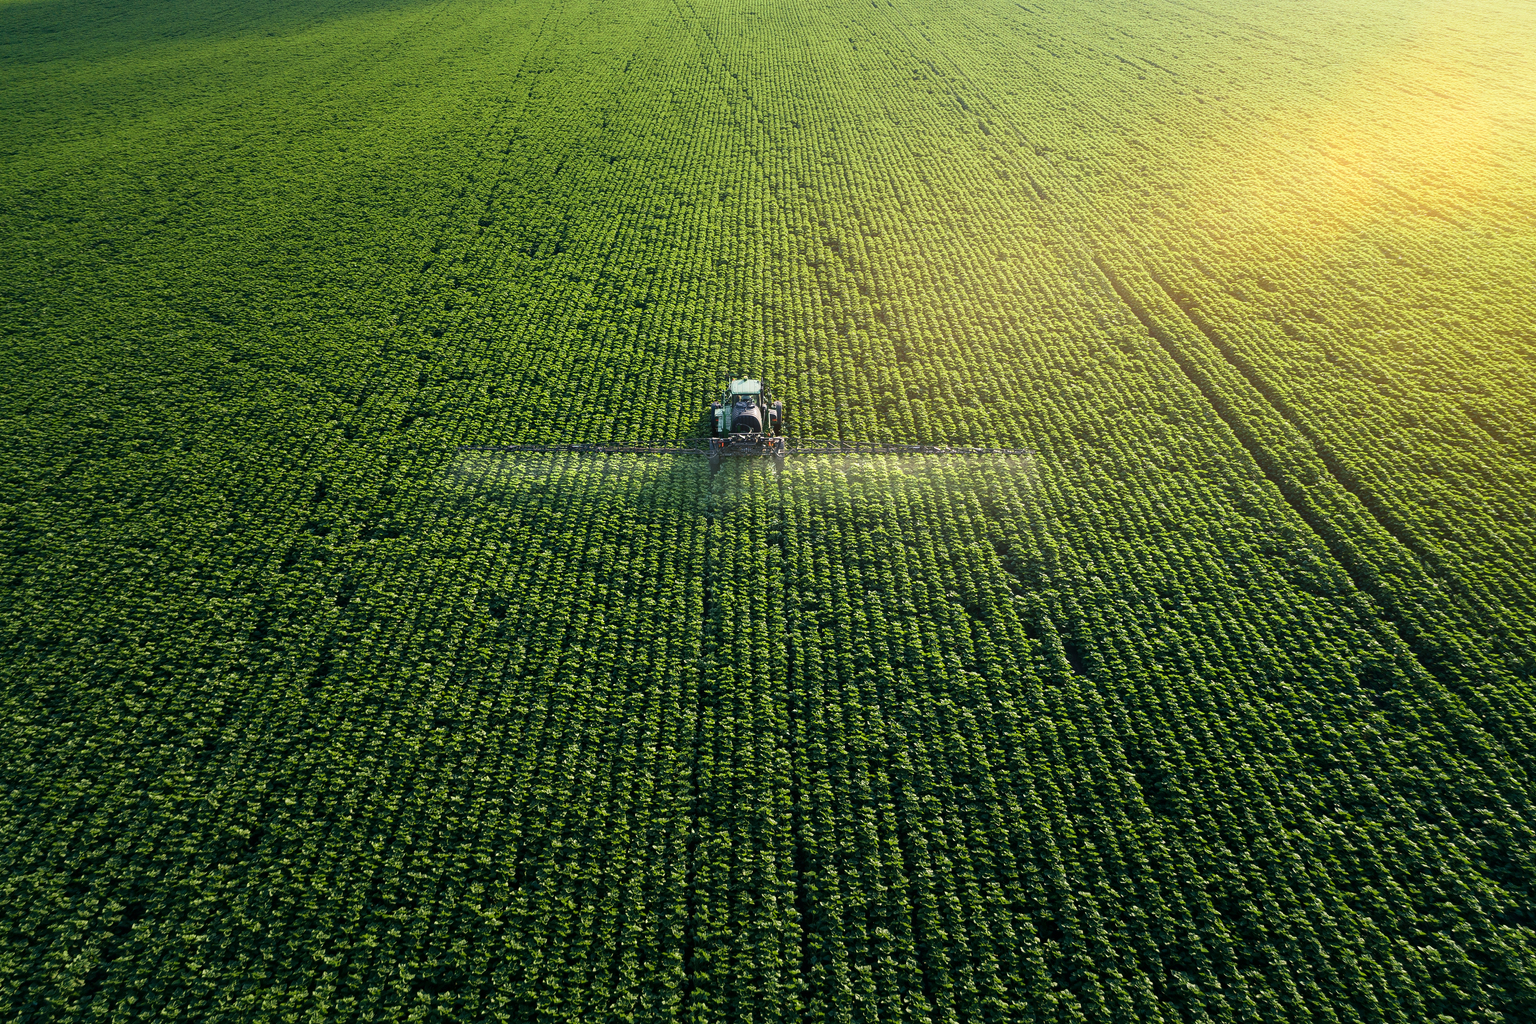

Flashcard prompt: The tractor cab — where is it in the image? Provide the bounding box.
[712,378,782,437]
[708,376,786,474]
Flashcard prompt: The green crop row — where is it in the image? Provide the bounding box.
[1,0,1533,1020]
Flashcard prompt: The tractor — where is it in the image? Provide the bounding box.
[709,378,786,473]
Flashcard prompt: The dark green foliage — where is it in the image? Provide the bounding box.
[2,0,1534,1020]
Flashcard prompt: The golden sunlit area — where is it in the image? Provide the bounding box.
[2,0,1533,1020]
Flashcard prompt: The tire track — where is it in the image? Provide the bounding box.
[1143,269,1527,649]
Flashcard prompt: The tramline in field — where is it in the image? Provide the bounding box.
[463,376,1035,473]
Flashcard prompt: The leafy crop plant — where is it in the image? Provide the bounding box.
[2,0,1534,1020]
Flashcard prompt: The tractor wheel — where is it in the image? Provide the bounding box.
[710,402,721,437]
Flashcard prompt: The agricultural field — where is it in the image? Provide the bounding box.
[2,0,1534,1019]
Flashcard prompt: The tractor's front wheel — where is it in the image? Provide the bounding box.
[710,402,721,437]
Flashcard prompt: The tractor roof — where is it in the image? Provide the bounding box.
[729,379,762,396]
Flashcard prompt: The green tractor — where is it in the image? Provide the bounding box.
[708,378,786,474]
[711,378,783,438]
